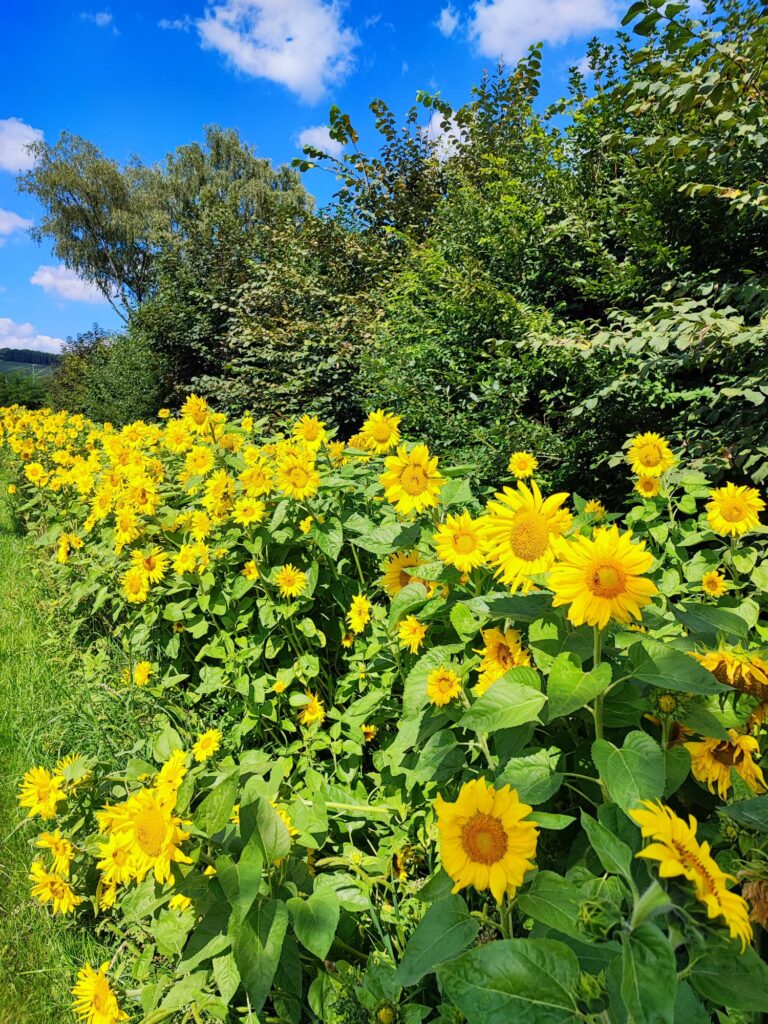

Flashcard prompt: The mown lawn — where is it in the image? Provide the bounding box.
[0,489,108,1024]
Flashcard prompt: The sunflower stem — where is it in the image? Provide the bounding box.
[499,895,514,939]
[592,626,610,801]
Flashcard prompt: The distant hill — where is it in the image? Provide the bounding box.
[0,348,59,379]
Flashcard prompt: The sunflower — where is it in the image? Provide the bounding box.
[168,893,192,912]
[299,690,326,727]
[362,724,378,743]
[18,766,66,819]
[29,861,83,915]
[113,508,139,551]
[630,801,752,950]
[482,481,572,592]
[180,394,210,433]
[549,525,658,629]
[292,415,327,448]
[380,444,445,515]
[121,566,149,604]
[185,446,215,477]
[701,570,729,598]
[360,409,402,453]
[706,483,765,537]
[242,559,260,581]
[173,544,198,575]
[347,594,372,634]
[507,451,538,479]
[130,547,169,584]
[239,460,275,497]
[131,661,152,687]
[35,830,75,876]
[188,510,212,540]
[380,550,425,597]
[232,497,266,526]
[435,778,539,903]
[96,831,137,887]
[635,476,660,499]
[626,433,675,478]
[685,730,767,799]
[397,615,428,654]
[474,627,532,696]
[154,749,188,805]
[692,647,768,702]
[427,666,462,707]
[434,512,485,573]
[276,451,321,501]
[192,729,223,762]
[275,564,307,598]
[96,787,191,885]
[583,499,606,520]
[299,515,313,534]
[72,961,128,1024]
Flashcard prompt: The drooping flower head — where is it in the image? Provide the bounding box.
[549,525,658,629]
[685,730,767,799]
[692,647,768,703]
[706,483,765,538]
[630,801,752,950]
[435,778,539,903]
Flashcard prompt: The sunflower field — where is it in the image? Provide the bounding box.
[3,396,768,1024]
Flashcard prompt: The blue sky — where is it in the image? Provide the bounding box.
[0,0,623,353]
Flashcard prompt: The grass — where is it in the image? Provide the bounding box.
[0,489,109,1024]
[0,362,53,378]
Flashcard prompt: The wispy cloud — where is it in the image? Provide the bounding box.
[0,118,44,173]
[80,10,116,30]
[0,208,33,242]
[0,317,64,354]
[436,4,460,37]
[297,124,344,158]
[30,265,107,304]
[469,0,618,61]
[158,15,194,31]
[197,0,359,103]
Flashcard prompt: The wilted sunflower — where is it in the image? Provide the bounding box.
[626,432,675,478]
[71,961,128,1024]
[434,511,485,574]
[435,778,539,903]
[630,801,752,950]
[380,444,445,515]
[549,525,658,629]
[482,480,572,592]
[706,483,765,537]
[685,730,767,799]
[692,647,768,702]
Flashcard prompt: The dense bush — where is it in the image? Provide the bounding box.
[3,398,768,1022]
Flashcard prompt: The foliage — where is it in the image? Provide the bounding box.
[0,370,49,410]
[3,397,768,1023]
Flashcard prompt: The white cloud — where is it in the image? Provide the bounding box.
[436,4,460,37]
[0,208,33,240]
[469,0,618,61]
[0,118,44,173]
[159,15,193,30]
[30,265,107,304]
[423,110,466,160]
[297,125,344,158]
[197,0,359,102]
[80,10,114,27]
[0,317,64,354]
[574,54,594,75]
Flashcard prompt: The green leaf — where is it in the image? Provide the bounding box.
[528,812,575,830]
[592,732,665,814]
[459,670,546,734]
[672,602,749,642]
[240,795,291,865]
[194,775,238,837]
[388,582,429,629]
[212,953,241,1005]
[691,944,768,1011]
[403,645,464,718]
[216,837,264,924]
[230,898,289,1013]
[517,872,584,939]
[496,747,563,804]
[395,894,480,987]
[581,810,635,882]
[154,908,194,958]
[621,923,676,1024]
[629,638,723,695]
[721,795,768,832]
[440,478,475,507]
[547,653,612,720]
[286,890,340,960]
[436,938,581,1023]
[312,517,343,561]
[663,746,690,798]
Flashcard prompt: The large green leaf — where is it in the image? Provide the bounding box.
[194,775,238,837]
[286,890,340,960]
[388,581,429,629]
[312,517,343,561]
[230,898,289,1013]
[394,894,480,987]
[547,653,612,721]
[621,923,676,1024]
[459,669,546,734]
[628,638,723,695]
[581,810,634,882]
[436,938,581,1023]
[496,747,563,804]
[691,945,768,1011]
[240,795,292,865]
[592,732,665,814]
[721,795,768,832]
[516,872,584,940]
[671,601,749,642]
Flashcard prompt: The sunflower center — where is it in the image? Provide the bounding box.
[454,531,478,554]
[509,512,550,562]
[400,466,428,495]
[712,742,736,767]
[638,444,661,468]
[371,423,392,442]
[719,499,746,523]
[496,644,513,668]
[288,467,309,487]
[671,840,718,894]
[134,806,167,857]
[588,561,627,598]
[461,813,508,864]
[436,672,455,694]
